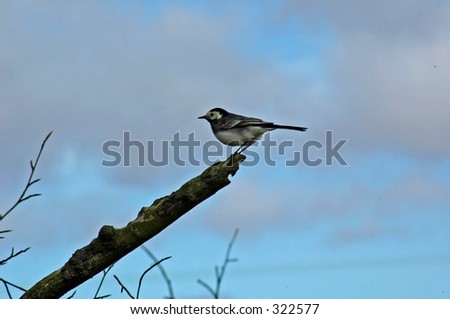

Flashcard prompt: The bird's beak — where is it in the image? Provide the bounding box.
[198,115,206,119]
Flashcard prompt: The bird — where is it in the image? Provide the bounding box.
[198,107,307,154]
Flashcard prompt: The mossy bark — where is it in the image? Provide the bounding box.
[21,154,245,299]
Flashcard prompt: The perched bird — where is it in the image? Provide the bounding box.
[198,107,307,153]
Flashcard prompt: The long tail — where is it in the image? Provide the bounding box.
[261,123,307,132]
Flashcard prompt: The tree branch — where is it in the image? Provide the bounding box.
[0,278,27,299]
[93,264,114,299]
[0,229,12,240]
[21,153,245,299]
[136,256,171,299]
[113,256,171,299]
[113,275,135,299]
[0,247,31,266]
[1,131,52,221]
[197,228,239,298]
[141,246,175,299]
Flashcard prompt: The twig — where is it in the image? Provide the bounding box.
[113,256,171,299]
[136,256,171,299]
[141,246,175,298]
[66,290,77,299]
[0,229,12,239]
[0,278,27,299]
[197,228,239,298]
[0,247,31,266]
[1,131,52,221]
[197,279,217,298]
[0,248,30,298]
[93,264,114,299]
[113,275,135,299]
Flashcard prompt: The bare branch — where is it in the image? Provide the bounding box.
[28,178,41,187]
[21,153,245,299]
[113,275,135,299]
[93,264,114,299]
[1,131,52,221]
[19,193,42,202]
[0,229,12,240]
[141,246,175,298]
[0,278,27,299]
[197,279,216,297]
[113,256,171,299]
[198,228,239,298]
[0,247,31,266]
[136,256,171,299]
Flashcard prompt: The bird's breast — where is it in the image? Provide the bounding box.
[212,126,273,146]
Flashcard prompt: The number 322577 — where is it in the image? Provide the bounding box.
[272,303,319,315]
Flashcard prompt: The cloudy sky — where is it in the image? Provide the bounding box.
[1,0,449,298]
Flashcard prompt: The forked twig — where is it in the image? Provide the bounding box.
[0,229,12,240]
[0,247,31,266]
[113,275,135,299]
[0,278,27,299]
[1,131,53,221]
[197,228,239,298]
[0,132,52,299]
[94,264,114,299]
[114,256,172,299]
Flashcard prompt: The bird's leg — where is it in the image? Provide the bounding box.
[237,142,252,154]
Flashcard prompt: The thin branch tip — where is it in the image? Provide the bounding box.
[2,131,52,221]
[197,228,239,298]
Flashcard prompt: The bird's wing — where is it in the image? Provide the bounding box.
[219,115,273,129]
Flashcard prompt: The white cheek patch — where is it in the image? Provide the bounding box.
[209,112,222,120]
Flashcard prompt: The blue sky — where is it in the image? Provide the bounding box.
[1,0,450,298]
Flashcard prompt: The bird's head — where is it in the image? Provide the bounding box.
[198,107,228,122]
